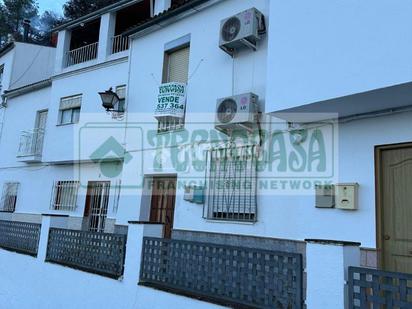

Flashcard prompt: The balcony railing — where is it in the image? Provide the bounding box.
[17,128,45,158]
[46,228,127,279]
[111,35,129,54]
[139,237,303,309]
[65,42,98,67]
[0,220,41,256]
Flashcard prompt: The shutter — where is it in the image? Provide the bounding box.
[60,95,82,110]
[167,46,190,83]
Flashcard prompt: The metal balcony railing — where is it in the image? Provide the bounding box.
[17,128,45,157]
[65,42,98,67]
[111,35,129,54]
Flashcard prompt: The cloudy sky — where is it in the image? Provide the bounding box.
[38,0,66,14]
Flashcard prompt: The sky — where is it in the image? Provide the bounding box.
[38,0,66,14]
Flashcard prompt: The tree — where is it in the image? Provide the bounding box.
[0,0,38,45]
[63,0,119,20]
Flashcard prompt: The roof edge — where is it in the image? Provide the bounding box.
[0,42,15,58]
[124,0,212,37]
[3,79,52,99]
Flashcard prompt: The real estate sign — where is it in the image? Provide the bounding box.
[155,82,187,119]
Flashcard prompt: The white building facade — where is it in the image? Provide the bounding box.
[0,0,412,308]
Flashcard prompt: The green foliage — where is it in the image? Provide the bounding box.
[63,0,119,20]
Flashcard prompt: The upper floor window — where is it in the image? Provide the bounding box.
[0,182,19,213]
[59,95,82,125]
[116,85,126,110]
[51,180,80,211]
[158,44,190,133]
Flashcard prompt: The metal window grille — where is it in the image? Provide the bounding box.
[348,266,412,308]
[50,181,80,211]
[0,182,19,212]
[157,116,185,133]
[88,182,110,232]
[205,145,258,222]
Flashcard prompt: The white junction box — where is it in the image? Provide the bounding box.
[335,183,359,210]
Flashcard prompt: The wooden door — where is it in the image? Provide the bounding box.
[84,181,110,232]
[150,177,177,239]
[379,145,412,273]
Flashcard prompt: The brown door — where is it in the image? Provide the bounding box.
[379,145,412,273]
[150,177,177,239]
[84,181,110,232]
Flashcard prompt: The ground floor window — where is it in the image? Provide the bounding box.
[51,181,80,211]
[205,145,258,222]
[0,182,19,212]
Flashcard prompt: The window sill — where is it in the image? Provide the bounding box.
[56,122,78,127]
[0,210,15,213]
[204,219,257,225]
[157,127,186,135]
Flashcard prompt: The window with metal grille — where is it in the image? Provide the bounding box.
[59,95,82,125]
[50,181,80,211]
[0,182,19,212]
[158,45,189,133]
[205,145,258,222]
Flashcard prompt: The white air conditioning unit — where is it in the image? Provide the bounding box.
[219,8,265,56]
[215,93,259,134]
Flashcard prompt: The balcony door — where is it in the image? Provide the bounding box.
[34,110,47,152]
[84,181,110,232]
[377,143,412,274]
[150,177,177,239]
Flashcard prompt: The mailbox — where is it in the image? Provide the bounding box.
[335,183,359,210]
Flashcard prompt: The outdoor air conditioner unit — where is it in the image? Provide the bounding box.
[219,8,265,56]
[215,93,259,135]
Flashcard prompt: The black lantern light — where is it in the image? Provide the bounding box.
[99,88,121,112]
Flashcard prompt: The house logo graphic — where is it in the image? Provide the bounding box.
[90,136,132,178]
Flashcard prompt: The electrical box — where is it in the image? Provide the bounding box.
[183,185,204,204]
[315,184,335,208]
[335,183,359,210]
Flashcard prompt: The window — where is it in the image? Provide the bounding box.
[59,95,82,125]
[205,145,258,222]
[116,85,126,110]
[51,181,80,211]
[158,45,190,133]
[0,182,19,212]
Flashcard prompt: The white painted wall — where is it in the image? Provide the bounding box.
[0,47,15,95]
[266,0,412,112]
[9,43,55,90]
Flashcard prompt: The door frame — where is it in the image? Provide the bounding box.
[375,141,412,270]
[149,175,177,238]
[83,180,111,232]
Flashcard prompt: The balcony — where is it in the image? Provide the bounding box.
[65,42,99,67]
[111,35,129,54]
[139,237,303,308]
[17,128,45,162]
